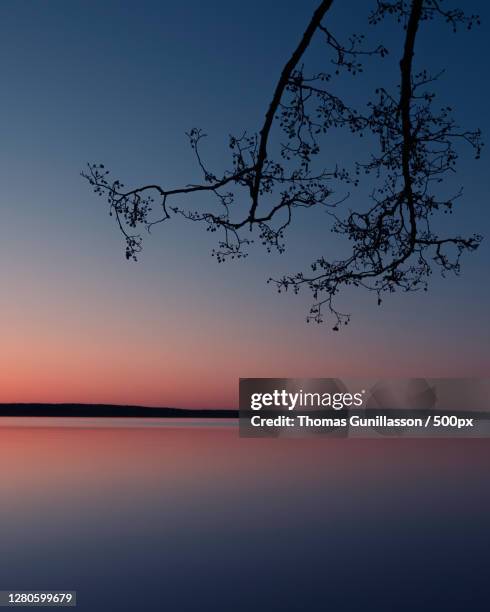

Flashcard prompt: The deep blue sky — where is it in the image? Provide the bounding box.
[0,0,488,407]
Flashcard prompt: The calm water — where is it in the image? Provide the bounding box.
[1,419,489,611]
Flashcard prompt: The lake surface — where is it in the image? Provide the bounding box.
[1,419,489,611]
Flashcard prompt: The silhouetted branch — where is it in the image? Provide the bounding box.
[249,0,335,221]
[83,0,482,328]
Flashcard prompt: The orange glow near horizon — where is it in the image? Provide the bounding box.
[1,250,487,409]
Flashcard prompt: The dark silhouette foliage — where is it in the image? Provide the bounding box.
[83,0,482,329]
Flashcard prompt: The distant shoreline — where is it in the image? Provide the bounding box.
[0,404,238,418]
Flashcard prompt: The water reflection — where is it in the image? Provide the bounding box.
[1,420,489,611]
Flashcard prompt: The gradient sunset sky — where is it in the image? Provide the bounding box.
[0,0,488,408]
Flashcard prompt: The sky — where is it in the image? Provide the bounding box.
[0,0,488,408]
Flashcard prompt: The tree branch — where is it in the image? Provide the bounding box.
[248,0,335,221]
